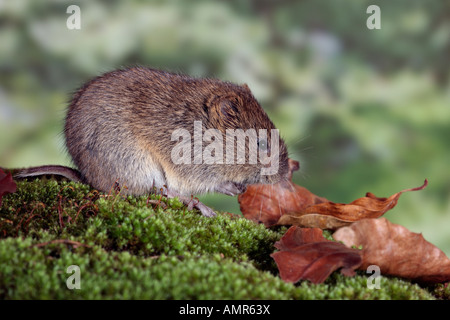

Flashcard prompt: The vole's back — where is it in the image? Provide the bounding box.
[68,68,190,194]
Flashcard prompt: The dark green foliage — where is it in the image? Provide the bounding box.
[0,179,443,299]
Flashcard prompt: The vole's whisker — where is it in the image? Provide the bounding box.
[299,145,314,153]
[276,183,283,217]
[290,134,311,147]
[285,179,296,193]
[257,184,264,224]
[286,180,302,208]
[249,184,259,208]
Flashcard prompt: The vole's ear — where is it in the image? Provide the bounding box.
[218,97,239,119]
[242,83,251,91]
[207,95,241,127]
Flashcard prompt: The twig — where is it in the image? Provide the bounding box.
[32,239,91,249]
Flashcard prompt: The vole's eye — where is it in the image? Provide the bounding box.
[258,139,268,151]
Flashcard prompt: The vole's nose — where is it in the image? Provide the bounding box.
[286,158,300,180]
[288,159,300,171]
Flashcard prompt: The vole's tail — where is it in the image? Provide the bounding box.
[15,165,82,183]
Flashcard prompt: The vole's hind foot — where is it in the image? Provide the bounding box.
[165,189,216,217]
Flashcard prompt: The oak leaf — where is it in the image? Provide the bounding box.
[333,218,450,283]
[271,226,362,284]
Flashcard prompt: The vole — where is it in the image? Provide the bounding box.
[16,67,290,216]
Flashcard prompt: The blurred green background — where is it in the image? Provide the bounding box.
[0,0,449,254]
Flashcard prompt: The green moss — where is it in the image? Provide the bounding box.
[0,179,444,299]
[429,283,450,300]
[296,272,434,300]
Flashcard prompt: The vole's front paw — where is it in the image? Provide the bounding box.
[183,197,216,217]
[193,201,216,217]
[165,189,216,217]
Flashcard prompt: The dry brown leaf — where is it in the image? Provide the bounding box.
[274,225,324,251]
[277,213,353,230]
[277,179,428,229]
[238,159,327,227]
[239,156,428,230]
[271,226,362,284]
[0,169,17,206]
[299,179,428,221]
[333,218,450,283]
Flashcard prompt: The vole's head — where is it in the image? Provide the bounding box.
[204,83,290,187]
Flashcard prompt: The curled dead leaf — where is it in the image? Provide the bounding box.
[271,226,362,284]
[299,179,429,221]
[276,179,428,230]
[277,213,353,230]
[333,218,450,284]
[238,159,327,227]
[239,156,428,230]
[273,225,324,251]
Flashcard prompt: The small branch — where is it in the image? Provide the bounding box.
[31,239,90,249]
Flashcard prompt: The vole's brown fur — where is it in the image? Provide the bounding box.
[17,67,290,216]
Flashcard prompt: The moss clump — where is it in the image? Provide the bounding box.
[0,179,444,299]
[1,180,279,264]
[429,283,450,300]
[0,237,296,300]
